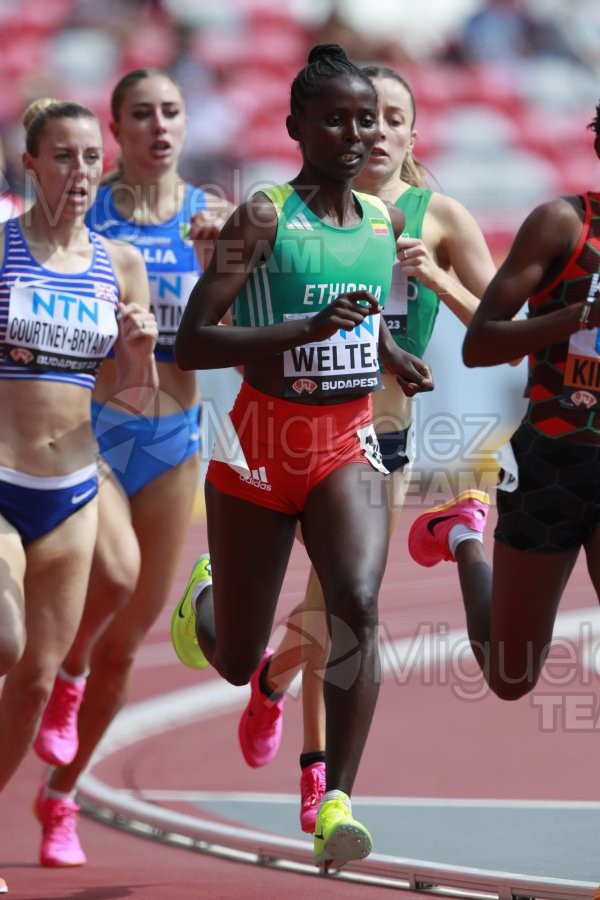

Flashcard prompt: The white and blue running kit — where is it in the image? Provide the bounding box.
[0,219,119,542]
[87,183,205,496]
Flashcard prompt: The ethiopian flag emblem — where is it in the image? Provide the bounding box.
[370,218,389,236]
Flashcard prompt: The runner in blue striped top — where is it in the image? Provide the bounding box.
[32,69,231,870]
[0,98,157,892]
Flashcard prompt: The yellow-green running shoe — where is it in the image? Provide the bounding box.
[313,794,372,870]
[170,554,211,670]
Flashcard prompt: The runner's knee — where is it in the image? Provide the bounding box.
[213,647,263,686]
[0,626,25,676]
[327,584,379,644]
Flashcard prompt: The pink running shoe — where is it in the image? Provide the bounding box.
[238,648,285,768]
[300,761,326,834]
[408,489,490,567]
[0,875,6,893]
[34,672,86,765]
[35,784,87,867]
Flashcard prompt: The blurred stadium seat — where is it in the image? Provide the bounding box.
[1,0,598,261]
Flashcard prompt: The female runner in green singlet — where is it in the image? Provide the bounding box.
[171,44,434,869]
[237,64,497,834]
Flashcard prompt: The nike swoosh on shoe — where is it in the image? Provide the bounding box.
[426,514,458,535]
[177,598,188,619]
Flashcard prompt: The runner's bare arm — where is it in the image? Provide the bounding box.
[464,197,596,367]
[105,239,158,411]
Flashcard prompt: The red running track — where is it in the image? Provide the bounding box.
[2,494,599,898]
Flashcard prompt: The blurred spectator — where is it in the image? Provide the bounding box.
[316,0,479,62]
[311,8,414,67]
[0,0,597,262]
[444,0,582,66]
[66,0,165,29]
[169,25,240,175]
[532,0,600,73]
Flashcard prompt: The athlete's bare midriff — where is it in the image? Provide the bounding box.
[0,379,96,475]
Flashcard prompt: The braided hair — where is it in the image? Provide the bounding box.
[290,43,375,115]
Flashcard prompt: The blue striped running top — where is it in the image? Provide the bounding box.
[0,218,120,389]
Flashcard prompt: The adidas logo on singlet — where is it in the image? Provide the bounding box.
[240,466,272,491]
[287,213,313,231]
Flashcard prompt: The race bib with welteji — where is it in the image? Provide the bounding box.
[148,271,198,349]
[4,281,119,372]
[560,327,600,411]
[282,312,382,398]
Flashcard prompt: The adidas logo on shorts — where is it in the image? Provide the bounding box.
[240,466,272,491]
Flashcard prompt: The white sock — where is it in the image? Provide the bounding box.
[191,579,212,614]
[448,524,483,557]
[57,667,89,685]
[320,789,350,810]
[45,784,77,802]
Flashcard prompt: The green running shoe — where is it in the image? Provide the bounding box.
[170,554,211,670]
[313,794,372,870]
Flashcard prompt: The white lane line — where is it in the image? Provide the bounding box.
[133,790,600,810]
[88,606,600,762]
[77,605,600,897]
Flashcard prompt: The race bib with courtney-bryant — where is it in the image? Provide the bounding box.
[4,280,119,373]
